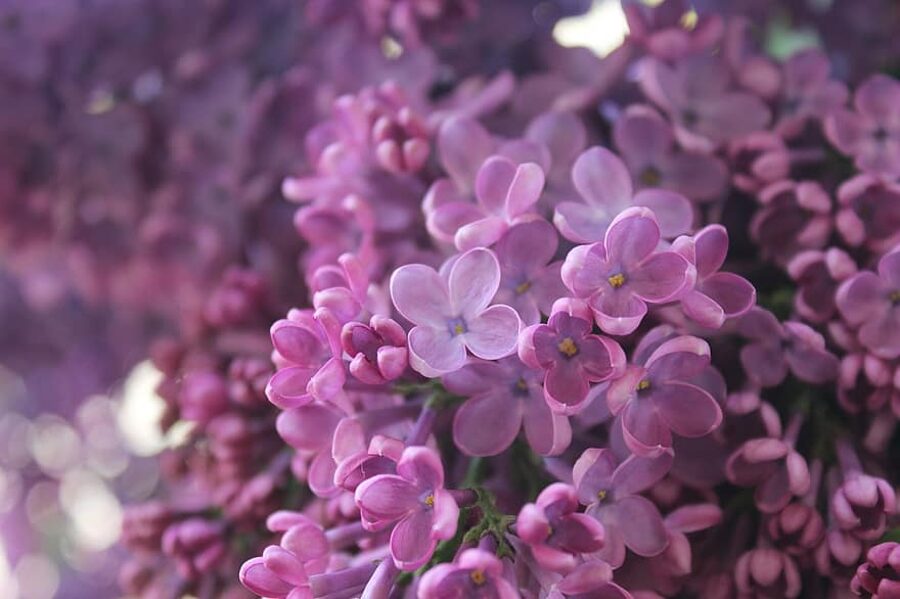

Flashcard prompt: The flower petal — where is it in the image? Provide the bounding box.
[463,304,521,360]
[390,265,451,327]
[355,474,419,522]
[572,147,633,209]
[453,391,522,456]
[390,510,438,571]
[449,248,502,316]
[408,326,467,377]
[653,381,723,438]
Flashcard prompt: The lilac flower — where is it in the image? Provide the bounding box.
[267,307,346,408]
[835,175,900,251]
[727,132,791,194]
[551,560,632,599]
[750,180,832,264]
[734,548,801,599]
[517,483,606,573]
[815,529,866,584]
[765,503,825,556]
[341,315,408,385]
[444,356,571,456]
[161,519,227,580]
[834,439,897,541]
[390,247,521,376]
[554,146,694,244]
[178,371,229,425]
[673,224,756,328]
[493,219,568,326]
[606,335,722,456]
[239,512,330,599]
[418,548,518,599]
[622,0,723,61]
[573,447,673,568]
[639,56,771,152]
[518,311,625,414]
[561,207,692,335]
[851,542,900,598]
[825,74,900,178]
[613,104,728,202]
[787,248,857,324]
[836,246,900,360]
[354,446,459,570]
[726,437,811,514]
[738,307,840,387]
[775,49,849,139]
[276,402,343,497]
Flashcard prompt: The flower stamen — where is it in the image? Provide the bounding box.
[608,273,626,288]
[470,570,486,585]
[558,337,579,357]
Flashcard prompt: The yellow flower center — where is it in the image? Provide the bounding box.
[453,323,465,335]
[424,494,435,507]
[515,280,532,295]
[608,273,626,288]
[639,166,662,186]
[516,378,528,391]
[470,570,486,585]
[597,489,608,502]
[680,8,699,30]
[637,379,651,391]
[558,337,579,357]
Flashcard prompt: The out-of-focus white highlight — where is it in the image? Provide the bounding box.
[553,0,629,57]
[117,360,166,456]
[60,469,122,552]
[14,553,59,599]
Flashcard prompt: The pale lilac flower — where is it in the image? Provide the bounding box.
[835,175,900,251]
[726,437,811,514]
[390,247,520,376]
[354,446,459,570]
[554,147,694,244]
[573,447,673,568]
[606,335,722,456]
[341,315,408,385]
[639,56,771,152]
[775,49,849,139]
[561,207,692,335]
[622,0,723,61]
[239,512,330,599]
[518,311,625,414]
[267,307,346,408]
[517,483,606,573]
[734,548,801,599]
[787,248,857,324]
[334,432,405,493]
[418,548,518,599]
[851,542,900,598]
[445,356,571,456]
[613,104,728,202]
[311,253,371,324]
[493,219,568,326]
[551,560,632,599]
[836,247,900,359]
[673,225,756,329]
[825,74,900,178]
[750,180,832,264]
[738,307,840,387]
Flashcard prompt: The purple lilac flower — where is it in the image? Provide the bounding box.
[606,335,722,456]
[493,219,568,326]
[727,132,791,194]
[765,503,825,556]
[239,512,330,599]
[517,483,606,574]
[734,548,801,599]
[787,248,857,324]
[738,307,840,387]
[418,548,518,599]
[836,246,900,359]
[835,175,900,251]
[354,446,459,570]
[161,519,228,581]
[825,74,900,178]
[389,247,520,376]
[851,542,900,598]
[554,146,694,244]
[833,439,897,541]
[639,56,771,152]
[750,180,833,264]
[613,104,728,202]
[673,224,756,328]
[341,315,409,385]
[276,402,344,497]
[444,356,571,456]
[561,207,692,335]
[775,49,848,139]
[622,0,723,61]
[573,447,673,568]
[518,311,625,414]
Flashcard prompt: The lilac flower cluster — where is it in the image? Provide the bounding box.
[4,0,900,598]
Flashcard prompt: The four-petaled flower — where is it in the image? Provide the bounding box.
[418,548,519,599]
[390,247,521,376]
[354,446,459,571]
[562,207,692,336]
[836,246,900,360]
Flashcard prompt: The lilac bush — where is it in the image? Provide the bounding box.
[3,0,900,598]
